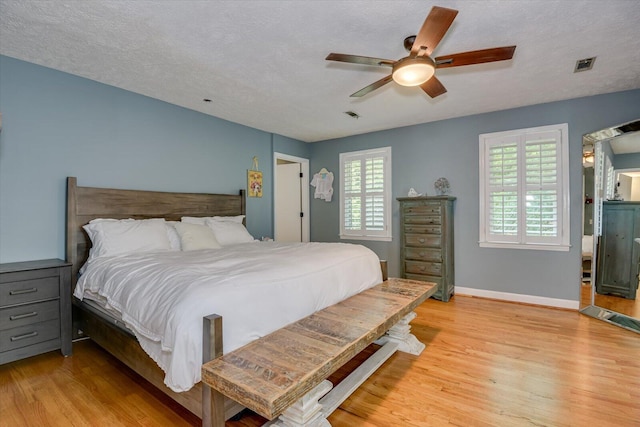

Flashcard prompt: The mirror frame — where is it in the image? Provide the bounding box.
[580,119,640,334]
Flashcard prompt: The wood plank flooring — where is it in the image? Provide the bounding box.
[2,295,639,426]
[581,282,640,318]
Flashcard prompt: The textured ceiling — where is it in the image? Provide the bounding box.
[1,0,639,142]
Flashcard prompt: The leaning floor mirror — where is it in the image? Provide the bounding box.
[580,118,640,333]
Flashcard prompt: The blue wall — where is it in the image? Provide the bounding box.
[309,90,640,301]
[615,152,640,169]
[0,56,308,262]
[3,54,640,303]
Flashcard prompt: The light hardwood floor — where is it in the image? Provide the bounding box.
[2,295,639,426]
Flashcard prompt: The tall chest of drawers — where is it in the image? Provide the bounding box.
[398,196,455,301]
[0,259,72,364]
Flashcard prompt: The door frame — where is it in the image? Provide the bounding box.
[273,152,310,242]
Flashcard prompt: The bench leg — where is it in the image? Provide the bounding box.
[374,311,425,355]
[269,380,333,427]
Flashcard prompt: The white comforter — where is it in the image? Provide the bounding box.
[74,242,382,392]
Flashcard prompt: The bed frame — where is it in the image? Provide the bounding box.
[65,176,389,426]
[66,177,247,424]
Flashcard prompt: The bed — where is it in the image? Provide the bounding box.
[65,177,385,424]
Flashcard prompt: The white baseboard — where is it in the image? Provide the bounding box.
[455,286,580,310]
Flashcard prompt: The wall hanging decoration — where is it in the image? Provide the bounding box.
[310,167,334,202]
[248,156,263,198]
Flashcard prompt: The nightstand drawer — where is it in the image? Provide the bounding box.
[0,300,60,331]
[0,321,60,352]
[405,260,442,277]
[405,248,442,262]
[0,276,60,307]
[405,234,442,248]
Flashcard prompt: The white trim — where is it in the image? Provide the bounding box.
[338,234,392,242]
[478,242,570,251]
[455,286,579,310]
[273,152,310,242]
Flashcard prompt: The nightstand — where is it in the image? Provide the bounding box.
[0,259,72,364]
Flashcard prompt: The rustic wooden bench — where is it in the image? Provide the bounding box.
[201,278,436,427]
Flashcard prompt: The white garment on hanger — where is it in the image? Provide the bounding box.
[310,171,334,202]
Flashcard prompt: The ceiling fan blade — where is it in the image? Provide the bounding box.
[411,6,458,57]
[326,53,395,67]
[435,46,516,68]
[420,76,447,98]
[350,75,393,97]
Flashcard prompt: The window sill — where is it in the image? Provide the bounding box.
[340,234,392,242]
[479,242,570,252]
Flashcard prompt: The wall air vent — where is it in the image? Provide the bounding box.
[574,57,596,72]
[344,111,360,119]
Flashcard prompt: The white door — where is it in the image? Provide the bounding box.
[275,162,302,242]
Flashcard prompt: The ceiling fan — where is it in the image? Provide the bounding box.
[326,6,516,98]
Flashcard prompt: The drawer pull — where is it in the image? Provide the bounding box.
[9,288,38,296]
[10,331,38,342]
[419,252,425,257]
[419,238,425,243]
[420,266,426,271]
[10,311,38,321]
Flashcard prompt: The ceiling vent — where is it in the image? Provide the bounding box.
[344,111,360,119]
[574,57,596,72]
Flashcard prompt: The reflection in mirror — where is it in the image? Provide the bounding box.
[581,119,640,333]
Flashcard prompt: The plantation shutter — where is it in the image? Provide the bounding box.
[340,147,391,240]
[524,130,561,244]
[364,156,385,231]
[487,138,519,242]
[343,158,362,231]
[480,123,568,250]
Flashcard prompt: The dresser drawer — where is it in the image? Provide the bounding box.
[405,260,442,277]
[405,234,442,248]
[0,276,60,307]
[404,215,442,226]
[405,248,442,262]
[404,224,441,234]
[0,321,60,352]
[0,300,60,331]
[403,204,442,216]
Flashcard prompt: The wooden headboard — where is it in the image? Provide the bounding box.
[65,177,246,287]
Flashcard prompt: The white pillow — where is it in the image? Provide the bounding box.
[165,221,182,250]
[181,215,245,225]
[181,216,207,225]
[211,215,245,224]
[173,222,222,251]
[204,218,255,246]
[83,218,171,259]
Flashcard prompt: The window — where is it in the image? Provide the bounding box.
[479,123,569,251]
[340,147,392,241]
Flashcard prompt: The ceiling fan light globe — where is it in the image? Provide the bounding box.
[392,57,435,87]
